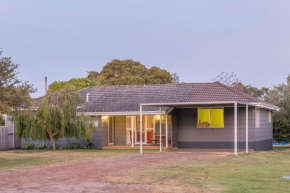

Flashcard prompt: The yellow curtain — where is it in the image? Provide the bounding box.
[211,109,224,128]
[198,109,211,127]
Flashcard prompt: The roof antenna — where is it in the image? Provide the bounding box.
[45,76,48,95]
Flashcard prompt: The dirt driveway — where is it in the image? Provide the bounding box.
[0,150,231,193]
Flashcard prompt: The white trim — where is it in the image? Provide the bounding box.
[159,107,162,152]
[140,106,143,154]
[250,102,279,111]
[78,111,165,116]
[140,101,239,106]
[234,102,238,156]
[131,116,134,147]
[246,104,249,153]
[165,114,168,148]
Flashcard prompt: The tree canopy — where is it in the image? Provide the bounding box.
[265,75,290,143]
[212,72,269,100]
[49,78,98,92]
[14,88,97,150]
[88,59,173,86]
[49,59,177,92]
[0,51,35,114]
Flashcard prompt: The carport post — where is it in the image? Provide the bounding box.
[159,107,162,152]
[140,105,143,155]
[246,104,249,153]
[131,116,134,147]
[234,102,238,156]
[165,114,168,148]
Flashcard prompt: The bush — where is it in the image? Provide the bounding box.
[64,144,71,149]
[71,142,79,149]
[38,143,46,150]
[25,142,35,150]
[50,144,60,150]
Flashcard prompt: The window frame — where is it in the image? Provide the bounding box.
[197,107,225,129]
[268,110,272,123]
[255,108,260,128]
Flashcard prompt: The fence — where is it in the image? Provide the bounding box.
[0,115,21,150]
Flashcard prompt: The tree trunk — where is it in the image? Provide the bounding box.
[47,129,56,151]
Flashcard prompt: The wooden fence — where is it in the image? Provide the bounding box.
[0,115,21,150]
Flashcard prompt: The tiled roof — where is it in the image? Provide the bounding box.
[77,82,278,112]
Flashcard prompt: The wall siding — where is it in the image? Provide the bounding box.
[176,107,256,149]
[254,109,273,150]
[114,116,126,145]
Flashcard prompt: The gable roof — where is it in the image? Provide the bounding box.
[77,82,279,113]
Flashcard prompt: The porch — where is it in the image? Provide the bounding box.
[102,145,174,150]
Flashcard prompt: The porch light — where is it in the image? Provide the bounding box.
[156,115,160,120]
[102,116,108,121]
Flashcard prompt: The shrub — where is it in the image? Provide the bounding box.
[38,143,46,150]
[64,144,71,149]
[50,144,60,150]
[72,142,79,149]
[25,142,35,150]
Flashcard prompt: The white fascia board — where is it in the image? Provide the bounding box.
[250,103,280,111]
[77,111,166,116]
[140,101,238,106]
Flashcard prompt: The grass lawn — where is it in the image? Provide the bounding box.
[1,148,290,192]
[105,147,290,193]
[0,149,156,172]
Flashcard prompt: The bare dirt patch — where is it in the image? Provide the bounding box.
[0,150,230,193]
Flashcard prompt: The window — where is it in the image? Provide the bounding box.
[126,116,136,130]
[268,110,272,122]
[0,115,6,126]
[255,108,260,128]
[146,116,155,129]
[198,108,224,128]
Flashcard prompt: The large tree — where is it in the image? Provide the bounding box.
[212,72,269,100]
[88,59,174,86]
[265,75,290,142]
[14,88,97,150]
[49,78,98,92]
[0,51,35,114]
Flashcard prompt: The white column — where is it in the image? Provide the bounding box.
[131,116,134,147]
[165,114,168,148]
[246,104,249,153]
[159,107,162,152]
[140,106,143,154]
[234,102,238,156]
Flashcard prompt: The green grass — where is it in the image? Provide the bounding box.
[106,147,290,193]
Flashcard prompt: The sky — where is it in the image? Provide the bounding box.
[1,0,290,97]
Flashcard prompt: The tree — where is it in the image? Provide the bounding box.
[0,51,35,114]
[49,78,98,92]
[171,73,180,83]
[88,59,173,86]
[265,75,290,142]
[212,72,269,100]
[14,88,97,151]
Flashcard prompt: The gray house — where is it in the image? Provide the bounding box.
[75,82,279,155]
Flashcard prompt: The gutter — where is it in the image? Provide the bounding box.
[77,110,166,116]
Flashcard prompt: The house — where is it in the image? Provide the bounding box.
[74,82,279,155]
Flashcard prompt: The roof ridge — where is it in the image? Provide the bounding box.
[84,82,216,89]
[214,81,262,102]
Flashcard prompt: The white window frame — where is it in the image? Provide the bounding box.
[125,116,155,144]
[255,108,260,128]
[268,110,272,123]
[197,107,225,128]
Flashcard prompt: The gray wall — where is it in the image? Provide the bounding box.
[254,109,273,150]
[176,107,257,149]
[114,116,126,145]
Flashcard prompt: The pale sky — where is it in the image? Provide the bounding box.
[1,0,290,97]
